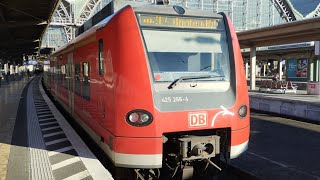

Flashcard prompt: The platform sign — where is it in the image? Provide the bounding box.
[287,58,308,78]
[307,81,320,95]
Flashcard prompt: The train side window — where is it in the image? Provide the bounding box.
[61,65,66,88]
[98,39,104,76]
[82,62,90,100]
[57,65,62,85]
[75,63,81,96]
[54,65,57,82]
[65,64,69,88]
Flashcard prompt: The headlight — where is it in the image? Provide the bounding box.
[238,105,248,118]
[126,110,153,127]
[128,113,139,123]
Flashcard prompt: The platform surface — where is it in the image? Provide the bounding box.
[0,76,112,180]
[249,87,320,122]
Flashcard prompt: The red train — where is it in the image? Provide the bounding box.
[45,4,249,179]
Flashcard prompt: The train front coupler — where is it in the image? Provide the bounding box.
[163,135,223,179]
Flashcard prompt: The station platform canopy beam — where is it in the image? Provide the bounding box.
[237,16,320,48]
[237,16,320,90]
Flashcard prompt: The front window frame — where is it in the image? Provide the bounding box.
[140,25,230,85]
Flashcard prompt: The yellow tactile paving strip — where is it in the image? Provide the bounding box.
[0,143,10,180]
[0,78,30,180]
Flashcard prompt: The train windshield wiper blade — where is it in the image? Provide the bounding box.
[167,75,224,89]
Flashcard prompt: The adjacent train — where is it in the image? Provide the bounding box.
[44,3,250,179]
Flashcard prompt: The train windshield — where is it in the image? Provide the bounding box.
[139,15,230,84]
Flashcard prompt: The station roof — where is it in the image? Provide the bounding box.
[237,16,320,49]
[0,0,58,64]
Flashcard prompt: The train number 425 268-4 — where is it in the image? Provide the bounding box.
[161,96,189,103]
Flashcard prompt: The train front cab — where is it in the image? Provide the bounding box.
[47,5,250,178]
[101,5,250,178]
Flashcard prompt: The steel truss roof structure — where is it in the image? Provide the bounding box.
[41,0,102,49]
[307,4,320,18]
[41,0,318,50]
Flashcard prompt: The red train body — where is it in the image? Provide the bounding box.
[46,4,249,178]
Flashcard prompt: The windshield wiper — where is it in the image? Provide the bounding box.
[167,75,224,89]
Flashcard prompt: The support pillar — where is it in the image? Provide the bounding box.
[317,58,320,82]
[4,63,9,83]
[314,59,320,82]
[310,58,314,81]
[4,63,8,74]
[279,58,283,81]
[245,59,249,80]
[250,47,256,90]
[15,66,19,74]
[10,65,14,81]
[10,65,13,75]
[315,41,320,82]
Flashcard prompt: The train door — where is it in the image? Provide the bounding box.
[68,53,74,115]
[98,39,105,126]
[54,59,58,96]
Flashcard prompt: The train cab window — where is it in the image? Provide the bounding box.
[140,17,230,89]
[82,62,90,100]
[98,39,104,76]
[144,30,229,83]
[75,63,81,96]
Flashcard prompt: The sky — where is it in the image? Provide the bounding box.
[289,0,320,16]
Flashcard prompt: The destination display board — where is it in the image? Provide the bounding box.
[137,13,221,29]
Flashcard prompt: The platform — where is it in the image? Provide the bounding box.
[0,76,113,180]
[249,89,320,123]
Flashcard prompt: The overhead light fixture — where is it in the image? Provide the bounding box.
[33,39,40,42]
[34,47,39,49]
[37,21,48,25]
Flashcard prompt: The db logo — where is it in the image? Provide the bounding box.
[188,112,207,127]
